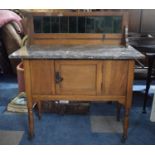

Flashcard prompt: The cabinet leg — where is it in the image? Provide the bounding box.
[37,101,42,120]
[28,107,34,140]
[122,108,130,143]
[116,103,121,121]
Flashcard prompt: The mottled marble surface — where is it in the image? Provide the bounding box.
[9,45,144,60]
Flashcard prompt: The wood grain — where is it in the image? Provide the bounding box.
[31,39,122,45]
[23,60,34,138]
[102,60,129,96]
[125,60,135,108]
[30,11,128,17]
[32,94,126,103]
[55,60,98,95]
[32,33,123,39]
[24,56,134,141]
[29,60,55,95]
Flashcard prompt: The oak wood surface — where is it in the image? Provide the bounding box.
[29,11,128,17]
[102,60,129,96]
[30,60,55,95]
[55,60,98,95]
[24,59,134,140]
[125,60,135,108]
[32,94,126,103]
[23,60,34,138]
[32,33,123,39]
[31,39,122,45]
[25,59,132,107]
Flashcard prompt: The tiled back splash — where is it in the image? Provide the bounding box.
[33,16,122,34]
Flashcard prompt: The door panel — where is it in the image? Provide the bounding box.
[55,60,98,95]
[102,60,129,96]
[30,60,55,95]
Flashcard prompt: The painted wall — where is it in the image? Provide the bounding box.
[128,9,155,35]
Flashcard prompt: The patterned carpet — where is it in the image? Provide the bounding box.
[0,75,155,144]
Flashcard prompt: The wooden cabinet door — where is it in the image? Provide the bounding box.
[102,60,129,96]
[30,60,55,95]
[55,60,99,95]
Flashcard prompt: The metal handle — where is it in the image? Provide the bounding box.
[55,72,63,83]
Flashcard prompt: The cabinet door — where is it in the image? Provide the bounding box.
[30,60,55,95]
[102,60,129,96]
[55,60,99,95]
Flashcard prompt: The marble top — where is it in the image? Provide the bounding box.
[9,45,144,60]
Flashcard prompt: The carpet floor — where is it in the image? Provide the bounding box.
[0,74,155,145]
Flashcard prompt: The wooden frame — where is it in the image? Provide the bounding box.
[23,10,128,46]
[23,59,134,142]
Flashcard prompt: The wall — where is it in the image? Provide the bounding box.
[128,9,155,35]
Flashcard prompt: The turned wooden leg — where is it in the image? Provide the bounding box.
[28,103,34,139]
[121,60,134,142]
[122,108,130,143]
[24,60,35,140]
[37,101,42,120]
[116,103,121,121]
